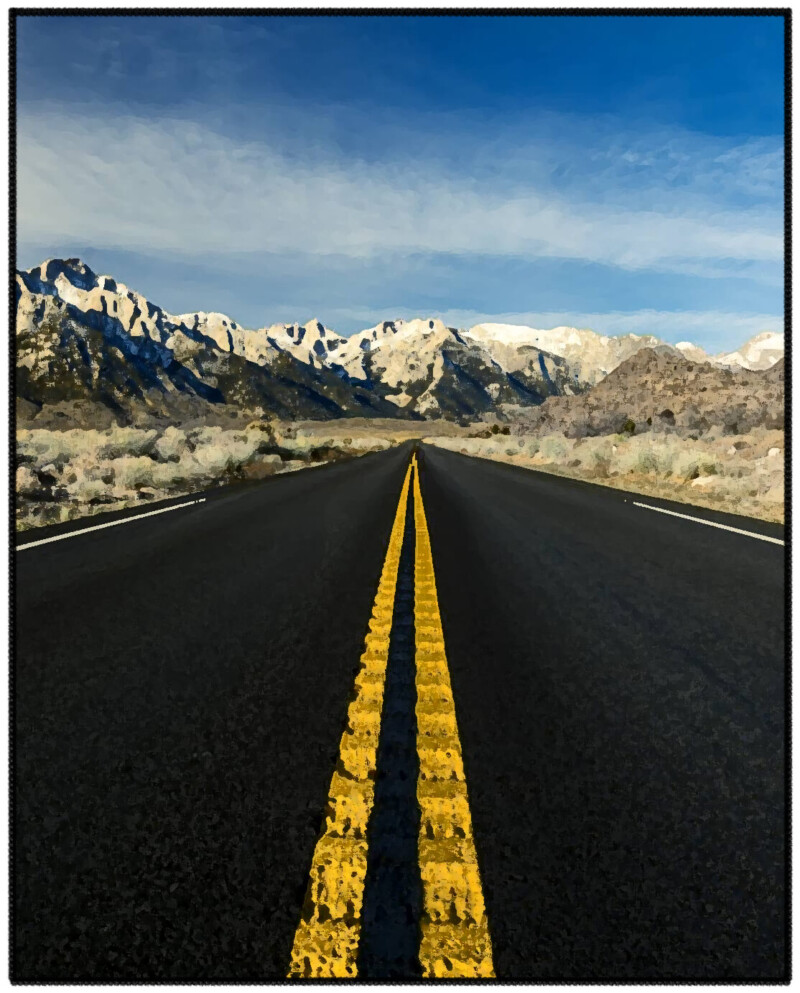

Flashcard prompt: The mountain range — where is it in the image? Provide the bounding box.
[511,346,784,438]
[15,258,784,424]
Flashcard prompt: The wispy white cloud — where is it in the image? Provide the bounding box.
[17,110,782,280]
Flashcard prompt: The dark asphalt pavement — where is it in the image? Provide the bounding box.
[13,442,786,980]
[419,445,786,981]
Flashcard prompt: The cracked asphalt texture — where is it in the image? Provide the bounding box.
[14,441,786,980]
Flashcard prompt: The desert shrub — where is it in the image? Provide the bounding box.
[592,453,611,477]
[345,437,392,452]
[524,438,541,456]
[635,450,661,474]
[242,455,282,480]
[65,475,110,503]
[539,436,568,461]
[16,465,41,497]
[149,458,193,489]
[17,429,99,466]
[621,418,636,436]
[183,428,262,475]
[17,427,162,468]
[671,449,719,481]
[113,456,157,490]
[245,419,275,435]
[280,435,317,457]
[155,426,188,462]
[185,445,233,478]
[672,451,701,480]
[98,427,157,459]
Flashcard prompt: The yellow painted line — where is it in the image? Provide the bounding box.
[412,467,495,978]
[287,462,414,979]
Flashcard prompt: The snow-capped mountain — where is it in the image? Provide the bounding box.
[674,341,711,363]
[15,263,588,423]
[714,331,784,371]
[327,318,579,416]
[263,320,347,367]
[464,323,678,386]
[15,258,784,424]
[466,322,784,379]
[15,259,400,421]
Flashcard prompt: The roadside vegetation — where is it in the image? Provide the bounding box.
[426,427,785,523]
[14,420,406,531]
[15,412,478,531]
[15,410,783,530]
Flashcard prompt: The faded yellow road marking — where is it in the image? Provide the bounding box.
[413,459,495,978]
[287,463,413,979]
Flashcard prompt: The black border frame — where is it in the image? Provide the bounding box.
[8,7,792,985]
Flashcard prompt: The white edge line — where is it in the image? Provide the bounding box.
[16,498,207,551]
[632,501,784,546]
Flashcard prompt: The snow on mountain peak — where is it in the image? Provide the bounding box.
[674,341,710,363]
[715,331,783,371]
[465,322,673,385]
[16,257,785,425]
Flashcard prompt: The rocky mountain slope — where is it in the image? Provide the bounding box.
[326,318,578,417]
[509,347,784,438]
[466,322,784,379]
[464,323,676,385]
[16,260,400,423]
[15,258,783,425]
[15,260,586,423]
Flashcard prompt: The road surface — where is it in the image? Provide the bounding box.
[13,442,786,980]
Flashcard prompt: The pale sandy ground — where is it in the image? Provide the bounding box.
[289,418,471,440]
[425,428,785,524]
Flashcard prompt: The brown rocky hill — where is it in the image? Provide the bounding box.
[509,347,784,438]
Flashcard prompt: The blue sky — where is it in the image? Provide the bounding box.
[16,14,784,349]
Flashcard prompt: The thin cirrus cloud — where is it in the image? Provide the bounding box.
[18,109,782,279]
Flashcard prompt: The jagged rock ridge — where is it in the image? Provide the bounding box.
[15,258,783,424]
[16,259,405,422]
[15,260,587,421]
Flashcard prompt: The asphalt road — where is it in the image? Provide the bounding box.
[13,442,786,980]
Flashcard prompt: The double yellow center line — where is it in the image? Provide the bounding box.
[288,455,493,979]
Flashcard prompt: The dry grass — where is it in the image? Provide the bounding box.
[425,427,785,523]
[289,417,473,441]
[15,419,399,531]
[17,412,785,530]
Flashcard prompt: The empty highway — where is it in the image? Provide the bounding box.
[13,442,786,981]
